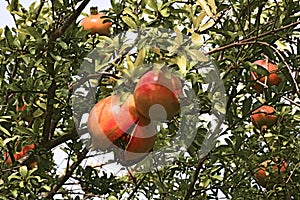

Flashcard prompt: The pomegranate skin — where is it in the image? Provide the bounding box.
[134,70,182,121]
[250,60,281,93]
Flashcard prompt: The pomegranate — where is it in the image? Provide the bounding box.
[251,105,277,130]
[87,94,156,165]
[4,144,36,167]
[81,7,112,36]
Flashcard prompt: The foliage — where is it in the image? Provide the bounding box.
[0,0,299,199]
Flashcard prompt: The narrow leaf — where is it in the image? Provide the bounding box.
[122,16,137,29]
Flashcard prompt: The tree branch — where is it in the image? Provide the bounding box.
[42,0,91,141]
[68,73,120,92]
[184,154,208,200]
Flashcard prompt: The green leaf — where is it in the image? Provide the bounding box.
[33,118,42,134]
[123,7,138,22]
[42,185,51,191]
[4,26,14,48]
[3,135,19,145]
[147,0,158,10]
[0,125,11,136]
[208,0,217,14]
[107,196,118,200]
[15,126,33,135]
[242,97,252,117]
[122,16,137,29]
[160,8,170,17]
[58,41,68,50]
[32,108,44,118]
[126,54,135,70]
[187,49,209,62]
[22,26,41,40]
[8,83,22,92]
[8,173,22,181]
[197,0,214,19]
[194,12,206,29]
[211,175,223,181]
[200,21,215,31]
[176,55,187,75]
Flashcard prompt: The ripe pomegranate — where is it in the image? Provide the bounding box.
[134,70,182,121]
[251,105,277,130]
[81,7,112,36]
[250,59,281,93]
[87,94,156,165]
[254,159,288,189]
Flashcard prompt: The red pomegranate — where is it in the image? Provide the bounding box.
[4,144,37,167]
[251,105,277,130]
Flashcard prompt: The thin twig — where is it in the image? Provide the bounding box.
[128,175,147,199]
[205,20,300,55]
[68,73,120,91]
[282,96,300,108]
[32,0,46,25]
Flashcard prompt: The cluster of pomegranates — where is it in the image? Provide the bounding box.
[87,69,182,166]
[250,59,288,189]
[250,59,280,132]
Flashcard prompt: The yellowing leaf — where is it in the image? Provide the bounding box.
[200,21,215,31]
[275,39,290,52]
[126,54,135,70]
[191,32,202,45]
[193,12,206,29]
[134,48,146,67]
[208,0,217,14]
[177,55,187,75]
[197,0,214,19]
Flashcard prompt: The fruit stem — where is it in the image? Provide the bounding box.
[90,6,98,15]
